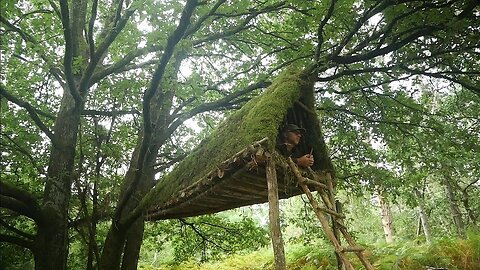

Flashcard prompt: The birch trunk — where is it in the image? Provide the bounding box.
[414,189,432,243]
[442,170,466,236]
[378,191,395,243]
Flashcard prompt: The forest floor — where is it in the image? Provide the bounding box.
[141,231,480,270]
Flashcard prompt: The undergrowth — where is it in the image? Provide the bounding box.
[141,231,480,270]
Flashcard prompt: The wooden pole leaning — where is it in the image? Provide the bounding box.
[306,167,375,270]
[287,158,355,270]
[266,153,286,270]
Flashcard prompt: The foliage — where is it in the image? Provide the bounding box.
[1,0,479,269]
[142,232,480,270]
[140,211,269,265]
[371,230,480,270]
[0,242,34,270]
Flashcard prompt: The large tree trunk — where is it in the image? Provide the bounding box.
[99,225,127,270]
[35,92,83,270]
[378,191,395,243]
[441,169,465,236]
[99,143,156,270]
[121,217,146,270]
[99,174,153,270]
[99,46,182,267]
[414,189,432,243]
[34,0,89,267]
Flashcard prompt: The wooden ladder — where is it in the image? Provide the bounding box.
[287,158,374,270]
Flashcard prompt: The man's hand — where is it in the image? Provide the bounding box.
[296,154,314,168]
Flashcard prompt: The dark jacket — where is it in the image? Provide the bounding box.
[276,143,304,160]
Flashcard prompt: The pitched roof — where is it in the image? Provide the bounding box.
[144,66,334,220]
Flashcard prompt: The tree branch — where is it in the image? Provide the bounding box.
[330,26,436,64]
[0,85,55,142]
[1,134,46,175]
[114,0,199,224]
[319,106,438,131]
[153,154,187,173]
[184,0,227,38]
[81,109,140,117]
[0,195,40,222]
[315,0,336,62]
[79,3,137,94]
[0,15,65,84]
[87,0,99,60]
[59,0,83,105]
[0,234,34,250]
[0,218,34,240]
[179,218,232,252]
[167,80,269,136]
[400,65,480,96]
[330,0,389,58]
[90,45,163,84]
[192,2,286,46]
[0,182,42,221]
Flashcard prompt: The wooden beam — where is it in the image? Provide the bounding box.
[266,154,286,270]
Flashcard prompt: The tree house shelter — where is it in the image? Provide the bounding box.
[144,67,373,269]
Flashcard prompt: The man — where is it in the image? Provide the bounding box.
[277,124,314,168]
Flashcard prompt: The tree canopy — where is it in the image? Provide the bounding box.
[1,0,479,269]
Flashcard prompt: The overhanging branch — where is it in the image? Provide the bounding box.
[0,85,55,142]
[0,218,34,240]
[0,234,34,250]
[0,182,42,220]
[82,109,140,117]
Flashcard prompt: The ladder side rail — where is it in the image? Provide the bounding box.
[287,158,355,270]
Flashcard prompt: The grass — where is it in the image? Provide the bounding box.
[141,231,480,270]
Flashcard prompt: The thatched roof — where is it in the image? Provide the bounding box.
[144,66,334,220]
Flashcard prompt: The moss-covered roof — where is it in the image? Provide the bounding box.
[142,66,334,219]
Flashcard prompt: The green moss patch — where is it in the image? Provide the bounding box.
[143,66,314,206]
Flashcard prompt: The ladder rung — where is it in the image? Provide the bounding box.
[340,246,365,252]
[302,177,328,189]
[315,206,345,219]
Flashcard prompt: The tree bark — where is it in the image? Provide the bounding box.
[414,189,432,243]
[33,0,90,267]
[35,92,83,270]
[121,217,146,270]
[99,143,155,270]
[99,145,141,270]
[99,225,127,270]
[378,191,395,243]
[442,169,466,236]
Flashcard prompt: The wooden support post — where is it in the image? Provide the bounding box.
[325,173,343,270]
[266,154,286,270]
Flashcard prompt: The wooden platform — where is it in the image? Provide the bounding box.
[146,140,321,220]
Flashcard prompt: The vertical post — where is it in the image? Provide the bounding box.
[333,200,344,270]
[266,154,286,270]
[327,173,343,270]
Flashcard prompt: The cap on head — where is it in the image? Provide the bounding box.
[283,124,306,133]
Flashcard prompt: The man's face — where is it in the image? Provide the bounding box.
[285,130,302,146]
